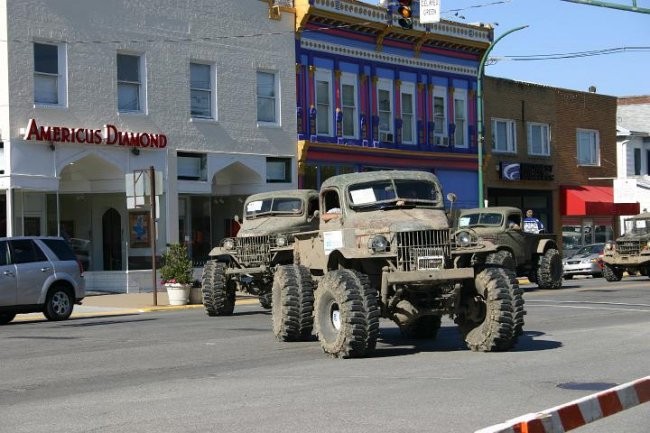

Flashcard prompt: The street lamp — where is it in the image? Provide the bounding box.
[476,25,528,208]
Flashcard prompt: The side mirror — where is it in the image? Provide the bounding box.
[234,215,240,223]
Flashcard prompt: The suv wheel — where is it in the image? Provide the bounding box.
[314,269,379,358]
[43,286,74,321]
[272,264,315,341]
[0,313,16,325]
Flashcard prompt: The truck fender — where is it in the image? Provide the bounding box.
[536,238,557,254]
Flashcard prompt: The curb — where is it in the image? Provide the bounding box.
[475,376,650,433]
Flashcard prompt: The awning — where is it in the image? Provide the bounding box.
[561,185,640,216]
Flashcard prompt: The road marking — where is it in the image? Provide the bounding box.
[528,299,650,308]
[526,304,650,312]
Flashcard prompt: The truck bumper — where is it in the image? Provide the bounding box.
[384,267,475,285]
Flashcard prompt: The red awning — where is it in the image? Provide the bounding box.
[561,186,640,216]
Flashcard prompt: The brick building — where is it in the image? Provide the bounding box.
[483,77,638,250]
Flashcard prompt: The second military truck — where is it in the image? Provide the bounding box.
[201,189,319,316]
[271,170,525,358]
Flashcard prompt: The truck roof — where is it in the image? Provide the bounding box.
[320,170,440,189]
[245,189,318,204]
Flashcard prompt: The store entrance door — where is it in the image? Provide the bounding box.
[102,208,122,270]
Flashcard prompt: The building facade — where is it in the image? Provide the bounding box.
[616,95,650,229]
[292,0,492,208]
[0,0,298,291]
[483,77,639,252]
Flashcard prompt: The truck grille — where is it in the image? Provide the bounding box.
[236,235,273,266]
[396,230,451,272]
[618,241,641,255]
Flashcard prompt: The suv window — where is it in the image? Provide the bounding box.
[9,239,48,264]
[41,239,77,261]
[0,241,8,266]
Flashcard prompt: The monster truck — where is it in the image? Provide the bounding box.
[601,212,650,281]
[201,189,319,316]
[271,170,524,358]
[456,206,563,290]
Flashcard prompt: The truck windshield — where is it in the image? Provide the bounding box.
[347,179,441,209]
[623,218,650,235]
[458,213,504,227]
[245,198,303,218]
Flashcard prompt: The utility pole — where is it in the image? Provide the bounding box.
[561,0,650,14]
[476,25,528,208]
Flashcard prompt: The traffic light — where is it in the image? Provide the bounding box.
[397,0,413,30]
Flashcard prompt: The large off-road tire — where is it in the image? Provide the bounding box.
[0,313,16,324]
[272,264,315,341]
[456,268,516,352]
[314,269,380,358]
[400,315,442,340]
[259,289,272,310]
[43,286,74,321]
[201,260,236,316]
[602,264,623,282]
[536,248,563,290]
[486,250,516,278]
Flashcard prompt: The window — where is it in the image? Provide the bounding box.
[117,53,144,112]
[634,148,641,176]
[576,129,599,166]
[257,71,278,124]
[340,73,357,138]
[401,83,415,144]
[34,42,66,105]
[454,93,467,148]
[190,63,214,119]
[177,152,207,181]
[315,70,332,135]
[492,119,516,153]
[9,239,47,264]
[377,79,393,142]
[528,122,550,156]
[266,157,292,183]
[433,95,446,135]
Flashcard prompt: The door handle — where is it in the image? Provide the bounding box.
[40,267,52,272]
[3,270,14,277]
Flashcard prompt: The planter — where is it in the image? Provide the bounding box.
[189,286,203,305]
[165,283,191,306]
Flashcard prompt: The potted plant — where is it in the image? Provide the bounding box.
[160,243,194,305]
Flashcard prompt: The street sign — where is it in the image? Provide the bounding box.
[420,0,441,24]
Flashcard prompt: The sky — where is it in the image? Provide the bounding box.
[360,0,650,97]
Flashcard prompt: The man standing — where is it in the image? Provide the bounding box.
[523,209,544,233]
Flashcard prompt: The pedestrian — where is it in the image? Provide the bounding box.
[523,209,544,233]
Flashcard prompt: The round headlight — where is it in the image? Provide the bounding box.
[455,231,472,248]
[604,241,614,251]
[276,235,288,247]
[368,235,389,254]
[222,238,235,250]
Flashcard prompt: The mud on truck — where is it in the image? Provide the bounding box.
[201,189,319,316]
[271,170,525,358]
[601,212,650,281]
[456,207,563,290]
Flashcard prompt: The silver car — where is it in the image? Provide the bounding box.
[562,243,605,279]
[0,237,85,324]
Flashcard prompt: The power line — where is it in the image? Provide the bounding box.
[493,46,650,61]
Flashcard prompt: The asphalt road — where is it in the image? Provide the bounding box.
[1,276,649,433]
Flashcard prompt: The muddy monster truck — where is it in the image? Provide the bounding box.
[271,170,524,358]
[456,207,563,290]
[201,189,319,316]
[601,212,650,282]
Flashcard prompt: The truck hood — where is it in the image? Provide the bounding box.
[345,208,450,231]
[238,216,314,237]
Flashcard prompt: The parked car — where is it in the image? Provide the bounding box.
[562,243,605,279]
[0,237,85,324]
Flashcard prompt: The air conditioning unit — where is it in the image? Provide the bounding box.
[434,136,449,147]
[380,132,394,143]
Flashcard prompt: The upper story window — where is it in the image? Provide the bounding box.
[453,90,467,148]
[433,89,448,147]
[266,157,292,183]
[492,118,516,153]
[377,79,393,142]
[400,82,415,145]
[528,122,550,156]
[315,70,332,135]
[257,70,279,125]
[117,53,144,113]
[34,42,67,106]
[340,73,357,139]
[177,152,207,181]
[190,62,214,119]
[576,129,600,166]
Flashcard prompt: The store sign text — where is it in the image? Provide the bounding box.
[23,119,167,149]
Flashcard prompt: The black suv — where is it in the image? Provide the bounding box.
[0,237,85,324]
